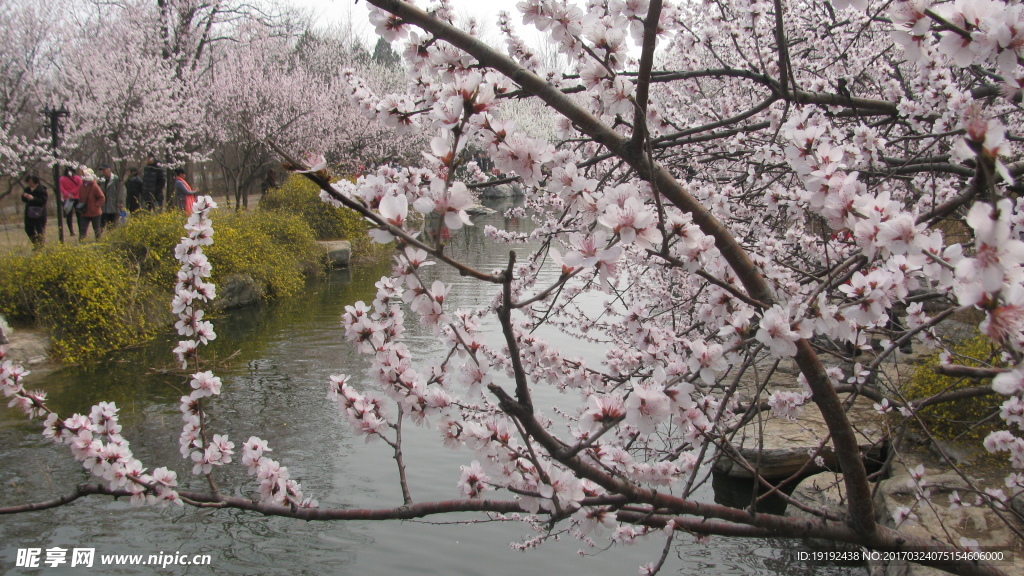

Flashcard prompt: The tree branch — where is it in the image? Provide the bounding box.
[365,0,877,538]
[630,0,663,149]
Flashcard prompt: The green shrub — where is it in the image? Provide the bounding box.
[1,207,326,362]
[205,211,323,299]
[901,334,1004,442]
[110,209,325,298]
[106,211,186,289]
[259,175,371,245]
[0,245,156,363]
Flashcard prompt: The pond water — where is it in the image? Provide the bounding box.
[0,199,863,575]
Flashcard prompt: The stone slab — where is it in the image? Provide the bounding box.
[319,240,351,268]
[715,393,887,480]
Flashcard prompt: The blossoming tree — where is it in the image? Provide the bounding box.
[205,23,426,208]
[4,0,1024,575]
[0,0,61,180]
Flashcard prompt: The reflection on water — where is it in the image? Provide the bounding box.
[0,200,863,575]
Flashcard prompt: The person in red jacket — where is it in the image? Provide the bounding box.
[173,168,198,215]
[59,166,81,236]
[77,169,105,241]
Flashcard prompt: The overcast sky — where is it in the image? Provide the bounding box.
[286,0,540,48]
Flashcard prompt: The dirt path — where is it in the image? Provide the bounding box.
[0,218,104,256]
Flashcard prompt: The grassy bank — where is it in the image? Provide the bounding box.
[0,177,372,363]
[259,175,388,262]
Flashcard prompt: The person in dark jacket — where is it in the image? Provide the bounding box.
[21,174,47,248]
[125,167,143,212]
[260,169,279,200]
[142,156,165,210]
[99,164,125,229]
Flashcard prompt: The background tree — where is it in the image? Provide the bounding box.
[0,0,60,193]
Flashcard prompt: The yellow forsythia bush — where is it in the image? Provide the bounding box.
[902,334,1004,441]
[105,211,186,289]
[1,207,326,362]
[204,211,323,299]
[109,209,324,299]
[259,175,373,248]
[0,245,155,363]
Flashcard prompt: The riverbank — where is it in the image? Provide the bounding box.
[0,207,331,363]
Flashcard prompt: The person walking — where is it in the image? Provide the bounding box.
[173,168,198,215]
[21,174,47,248]
[99,164,125,230]
[58,166,81,236]
[77,169,105,241]
[125,167,143,212]
[142,156,165,210]
[260,169,279,200]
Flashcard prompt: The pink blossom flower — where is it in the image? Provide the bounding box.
[572,506,617,537]
[457,461,490,498]
[993,369,1024,396]
[768,390,811,421]
[370,193,409,243]
[756,305,812,358]
[189,371,222,398]
[955,201,1024,306]
[580,393,626,434]
[892,505,917,527]
[598,196,662,250]
[984,430,1017,453]
[293,152,327,173]
[538,468,585,511]
[686,340,727,386]
[413,180,474,230]
[625,382,671,434]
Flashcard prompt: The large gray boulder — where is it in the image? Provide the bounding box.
[466,204,496,216]
[479,184,521,199]
[320,240,351,268]
[714,392,887,480]
[1,322,51,367]
[870,451,1023,576]
[213,273,264,310]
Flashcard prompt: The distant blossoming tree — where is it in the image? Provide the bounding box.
[0,0,61,180]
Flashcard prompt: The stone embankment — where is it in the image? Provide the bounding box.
[714,357,891,480]
[478,184,522,199]
[2,321,55,377]
[319,240,350,269]
[786,451,1024,576]
[749,336,1024,574]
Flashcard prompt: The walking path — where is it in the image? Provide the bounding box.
[0,218,104,255]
